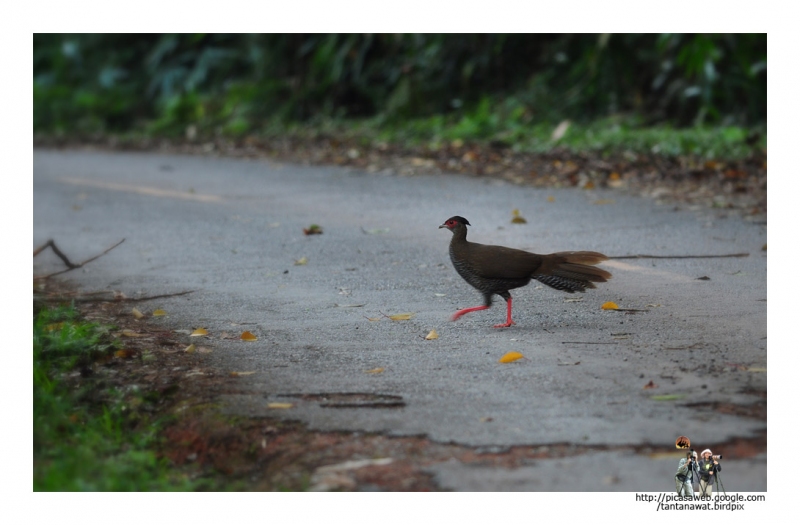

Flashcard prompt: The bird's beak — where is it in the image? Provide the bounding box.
[439,224,447,229]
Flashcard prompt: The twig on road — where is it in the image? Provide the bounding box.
[34,238,126,279]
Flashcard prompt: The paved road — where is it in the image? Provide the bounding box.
[33,149,766,491]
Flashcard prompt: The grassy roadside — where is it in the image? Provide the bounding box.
[33,302,195,491]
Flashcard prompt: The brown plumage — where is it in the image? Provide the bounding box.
[439,216,611,328]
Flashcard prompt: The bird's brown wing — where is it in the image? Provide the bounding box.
[465,242,546,279]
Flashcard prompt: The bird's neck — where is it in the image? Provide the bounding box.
[450,226,468,246]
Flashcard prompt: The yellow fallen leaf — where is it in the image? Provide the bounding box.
[367,317,382,322]
[365,367,385,374]
[425,329,439,340]
[499,351,525,363]
[230,371,256,377]
[131,307,144,319]
[190,328,208,337]
[121,329,144,337]
[184,343,196,354]
[547,196,555,203]
[389,313,415,321]
[267,402,294,409]
[241,331,257,341]
[294,256,308,266]
[601,302,619,310]
[152,309,167,316]
[511,208,527,224]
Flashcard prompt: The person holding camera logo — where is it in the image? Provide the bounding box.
[698,448,721,498]
[675,449,698,496]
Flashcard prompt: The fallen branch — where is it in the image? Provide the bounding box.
[34,238,125,279]
[609,253,748,260]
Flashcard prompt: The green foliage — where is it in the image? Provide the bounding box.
[34,34,766,148]
[33,304,194,491]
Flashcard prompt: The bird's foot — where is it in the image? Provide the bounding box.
[492,321,515,329]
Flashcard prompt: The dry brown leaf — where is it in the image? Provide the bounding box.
[643,380,658,389]
[365,367,385,374]
[115,349,137,359]
[152,309,167,316]
[511,208,527,224]
[190,328,208,337]
[131,307,144,319]
[389,313,415,321]
[425,330,439,340]
[240,331,257,341]
[499,351,525,363]
[230,371,256,377]
[121,329,145,338]
[601,302,619,310]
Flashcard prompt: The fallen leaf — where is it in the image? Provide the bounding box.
[747,367,767,373]
[121,329,145,337]
[547,196,555,203]
[303,224,323,235]
[190,328,208,337]
[388,313,415,321]
[601,302,619,310]
[583,180,596,190]
[365,367,385,374]
[551,120,571,141]
[267,402,294,409]
[366,317,382,322]
[643,380,658,389]
[650,394,686,401]
[230,371,256,377]
[511,208,528,224]
[131,307,144,319]
[425,329,439,340]
[241,331,257,341]
[294,256,308,265]
[153,309,167,316]
[499,351,525,363]
[115,349,137,359]
[184,344,196,354]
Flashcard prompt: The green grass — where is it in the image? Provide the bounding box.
[33,304,195,491]
[257,113,764,161]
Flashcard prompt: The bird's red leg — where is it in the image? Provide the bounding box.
[451,305,489,322]
[493,296,515,328]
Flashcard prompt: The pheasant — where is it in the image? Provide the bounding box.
[439,216,611,328]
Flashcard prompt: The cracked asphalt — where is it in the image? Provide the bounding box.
[33,149,766,491]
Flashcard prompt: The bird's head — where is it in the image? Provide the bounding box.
[439,216,471,232]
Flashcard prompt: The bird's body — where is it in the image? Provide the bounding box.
[439,216,611,327]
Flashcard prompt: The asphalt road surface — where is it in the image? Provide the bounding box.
[33,149,766,491]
